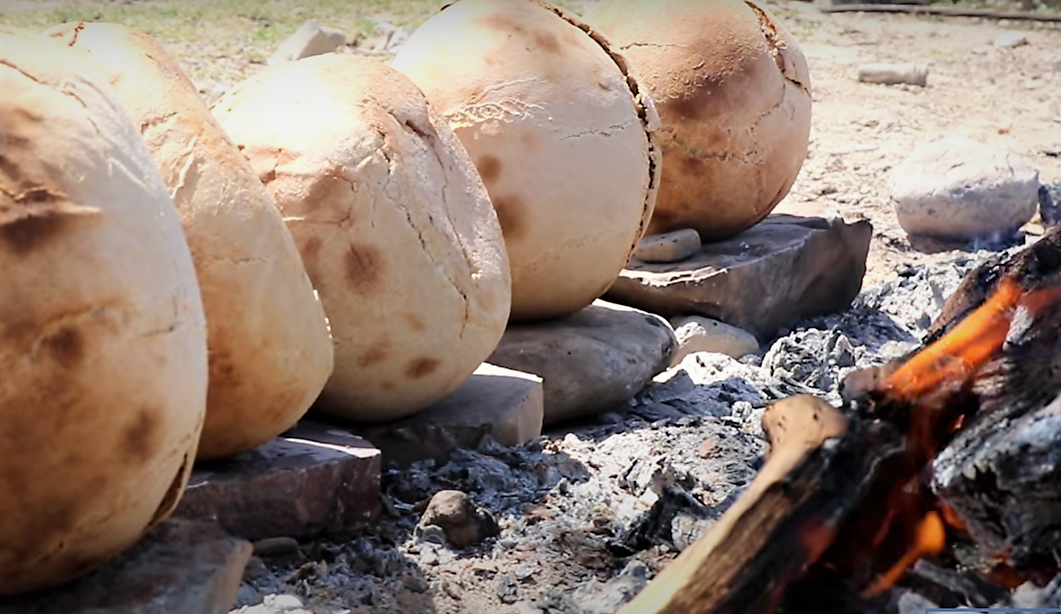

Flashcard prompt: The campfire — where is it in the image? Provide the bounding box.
[617,225,1061,614]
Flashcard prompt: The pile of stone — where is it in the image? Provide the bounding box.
[0,226,875,614]
[0,198,1004,614]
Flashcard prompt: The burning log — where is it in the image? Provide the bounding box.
[613,389,919,614]
[915,235,1061,571]
[617,226,1061,614]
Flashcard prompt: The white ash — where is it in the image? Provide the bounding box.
[895,590,939,614]
[233,409,768,613]
[762,249,1010,404]
[1004,575,1061,609]
[231,248,1029,614]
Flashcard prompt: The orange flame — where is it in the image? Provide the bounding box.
[863,511,946,597]
[851,278,1042,597]
[885,277,1022,405]
[797,269,1061,602]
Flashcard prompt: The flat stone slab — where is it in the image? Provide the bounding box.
[352,363,544,467]
[488,300,677,425]
[172,425,381,542]
[604,214,873,339]
[0,519,251,614]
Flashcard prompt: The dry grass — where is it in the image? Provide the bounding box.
[0,0,603,83]
[0,0,448,81]
[0,0,798,84]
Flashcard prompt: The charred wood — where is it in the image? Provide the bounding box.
[900,559,1010,608]
[932,391,1061,568]
[609,485,714,557]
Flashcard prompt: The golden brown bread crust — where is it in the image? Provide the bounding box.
[584,0,813,241]
[44,22,336,460]
[212,53,512,423]
[0,26,208,596]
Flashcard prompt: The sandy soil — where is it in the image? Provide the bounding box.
[768,1,1061,285]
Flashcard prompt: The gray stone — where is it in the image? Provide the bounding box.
[417,490,500,549]
[857,62,928,87]
[172,424,381,541]
[994,31,1029,48]
[489,300,677,424]
[604,214,872,339]
[888,135,1039,241]
[352,363,544,467]
[632,229,701,263]
[668,315,760,366]
[0,519,251,614]
[355,19,413,53]
[267,20,346,66]
[231,594,313,614]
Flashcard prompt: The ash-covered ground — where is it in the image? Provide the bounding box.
[231,245,1032,614]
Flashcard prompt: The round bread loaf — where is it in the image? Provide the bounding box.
[0,27,208,596]
[211,53,511,423]
[391,0,662,322]
[44,22,335,460]
[583,0,813,241]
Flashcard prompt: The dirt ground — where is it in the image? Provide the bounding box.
[768,1,1061,286]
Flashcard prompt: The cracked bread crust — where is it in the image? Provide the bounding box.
[212,53,512,423]
[392,0,662,322]
[583,0,813,242]
[44,21,336,460]
[0,25,208,597]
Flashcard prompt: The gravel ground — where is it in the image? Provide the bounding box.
[231,245,1018,614]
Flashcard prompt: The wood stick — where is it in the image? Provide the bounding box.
[615,394,858,614]
[820,4,1061,22]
